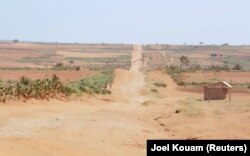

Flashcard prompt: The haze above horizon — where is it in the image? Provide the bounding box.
[0,0,250,45]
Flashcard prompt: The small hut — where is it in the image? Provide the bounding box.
[204,81,232,101]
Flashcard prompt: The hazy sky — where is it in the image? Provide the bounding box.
[0,0,250,44]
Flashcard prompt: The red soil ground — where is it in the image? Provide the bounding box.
[0,44,249,156]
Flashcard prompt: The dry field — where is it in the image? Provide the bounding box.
[0,42,132,69]
[181,71,250,84]
[142,44,250,70]
[0,43,249,156]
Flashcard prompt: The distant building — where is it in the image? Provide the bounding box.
[204,81,232,101]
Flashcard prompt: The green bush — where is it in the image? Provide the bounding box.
[55,63,63,68]
[150,89,158,93]
[154,82,167,88]
[166,66,186,86]
[233,64,241,70]
[52,64,81,71]
[0,74,75,101]
[74,66,80,71]
[177,81,185,86]
[77,70,114,95]
[210,53,217,57]
[207,65,230,71]
[0,69,114,102]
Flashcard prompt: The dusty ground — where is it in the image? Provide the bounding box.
[0,45,249,156]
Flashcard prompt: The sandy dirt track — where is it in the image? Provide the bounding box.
[0,45,249,156]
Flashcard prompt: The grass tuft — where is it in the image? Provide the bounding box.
[153,82,167,88]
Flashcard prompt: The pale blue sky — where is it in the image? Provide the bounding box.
[0,0,250,44]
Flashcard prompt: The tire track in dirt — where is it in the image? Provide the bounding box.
[112,45,147,104]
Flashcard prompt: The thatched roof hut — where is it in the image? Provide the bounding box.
[204,81,232,101]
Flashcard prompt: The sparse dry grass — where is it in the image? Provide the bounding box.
[153,82,167,88]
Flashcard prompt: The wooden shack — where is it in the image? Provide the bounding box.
[204,81,232,101]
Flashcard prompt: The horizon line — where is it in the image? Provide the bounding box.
[0,39,249,46]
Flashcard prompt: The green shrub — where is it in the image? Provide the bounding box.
[210,53,217,57]
[150,89,158,93]
[52,64,81,71]
[233,64,241,70]
[207,65,230,71]
[0,69,114,102]
[177,81,185,86]
[74,66,80,71]
[166,66,186,86]
[55,63,63,68]
[0,74,75,101]
[154,82,167,88]
[77,70,113,95]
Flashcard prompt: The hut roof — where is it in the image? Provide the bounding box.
[204,81,232,88]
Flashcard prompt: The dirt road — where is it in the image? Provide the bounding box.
[112,45,146,104]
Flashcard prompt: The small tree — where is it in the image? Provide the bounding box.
[74,66,80,71]
[233,64,241,70]
[13,39,18,43]
[222,43,229,46]
[180,56,189,69]
[55,63,63,68]
[211,53,217,57]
